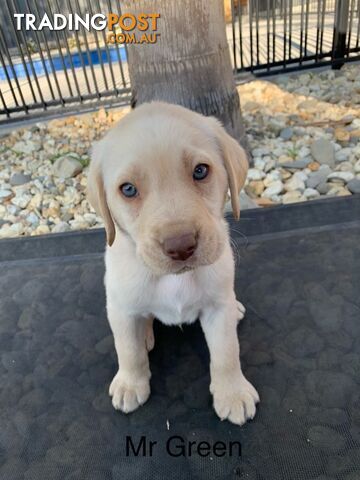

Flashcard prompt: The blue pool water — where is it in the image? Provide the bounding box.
[0,46,127,81]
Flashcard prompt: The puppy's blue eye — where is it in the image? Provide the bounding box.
[193,164,209,181]
[120,183,138,198]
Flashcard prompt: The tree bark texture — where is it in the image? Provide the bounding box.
[122,0,246,145]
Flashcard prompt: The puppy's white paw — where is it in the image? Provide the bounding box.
[109,371,150,413]
[211,377,259,426]
[237,300,246,321]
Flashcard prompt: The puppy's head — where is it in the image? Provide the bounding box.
[88,102,248,275]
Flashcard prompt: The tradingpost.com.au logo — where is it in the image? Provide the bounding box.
[13,13,161,44]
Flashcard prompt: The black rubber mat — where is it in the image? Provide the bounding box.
[1,196,360,479]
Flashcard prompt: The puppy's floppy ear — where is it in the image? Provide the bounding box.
[207,118,249,220]
[87,141,116,246]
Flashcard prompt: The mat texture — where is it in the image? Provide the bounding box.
[0,197,360,479]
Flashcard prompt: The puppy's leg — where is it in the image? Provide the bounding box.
[201,297,259,426]
[108,303,151,413]
[145,316,155,352]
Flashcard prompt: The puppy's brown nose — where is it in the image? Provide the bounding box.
[163,233,197,261]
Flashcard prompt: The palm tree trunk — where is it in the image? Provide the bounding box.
[121,0,247,146]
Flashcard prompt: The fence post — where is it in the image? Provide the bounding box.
[332,0,350,69]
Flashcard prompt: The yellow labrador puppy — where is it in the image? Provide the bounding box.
[88,102,259,425]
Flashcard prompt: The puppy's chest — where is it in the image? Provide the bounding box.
[149,273,204,325]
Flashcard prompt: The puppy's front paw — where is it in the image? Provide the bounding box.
[211,377,259,426]
[237,300,246,322]
[109,371,150,413]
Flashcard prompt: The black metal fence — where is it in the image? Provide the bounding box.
[230,0,360,75]
[0,0,130,122]
[0,0,359,123]
[237,0,337,16]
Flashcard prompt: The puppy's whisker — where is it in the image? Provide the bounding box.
[229,225,248,237]
[232,217,255,221]
[230,237,241,265]
[229,226,249,250]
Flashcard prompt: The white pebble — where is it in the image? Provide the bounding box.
[262,180,284,198]
[26,212,39,225]
[11,193,32,209]
[0,189,12,201]
[304,188,320,199]
[327,172,355,183]
[354,159,360,173]
[285,176,305,193]
[247,168,264,181]
[282,191,305,204]
[0,223,25,238]
[254,158,266,171]
[52,222,70,233]
[264,171,282,187]
[293,171,308,182]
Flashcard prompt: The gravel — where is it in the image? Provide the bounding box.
[52,155,83,178]
[347,178,360,193]
[327,171,355,183]
[279,158,311,169]
[262,180,284,198]
[280,127,294,140]
[0,108,127,238]
[242,64,360,208]
[1,64,360,238]
[10,173,32,186]
[310,138,335,167]
[306,166,333,188]
[284,175,306,192]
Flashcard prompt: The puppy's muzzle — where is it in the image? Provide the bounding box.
[162,232,197,261]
